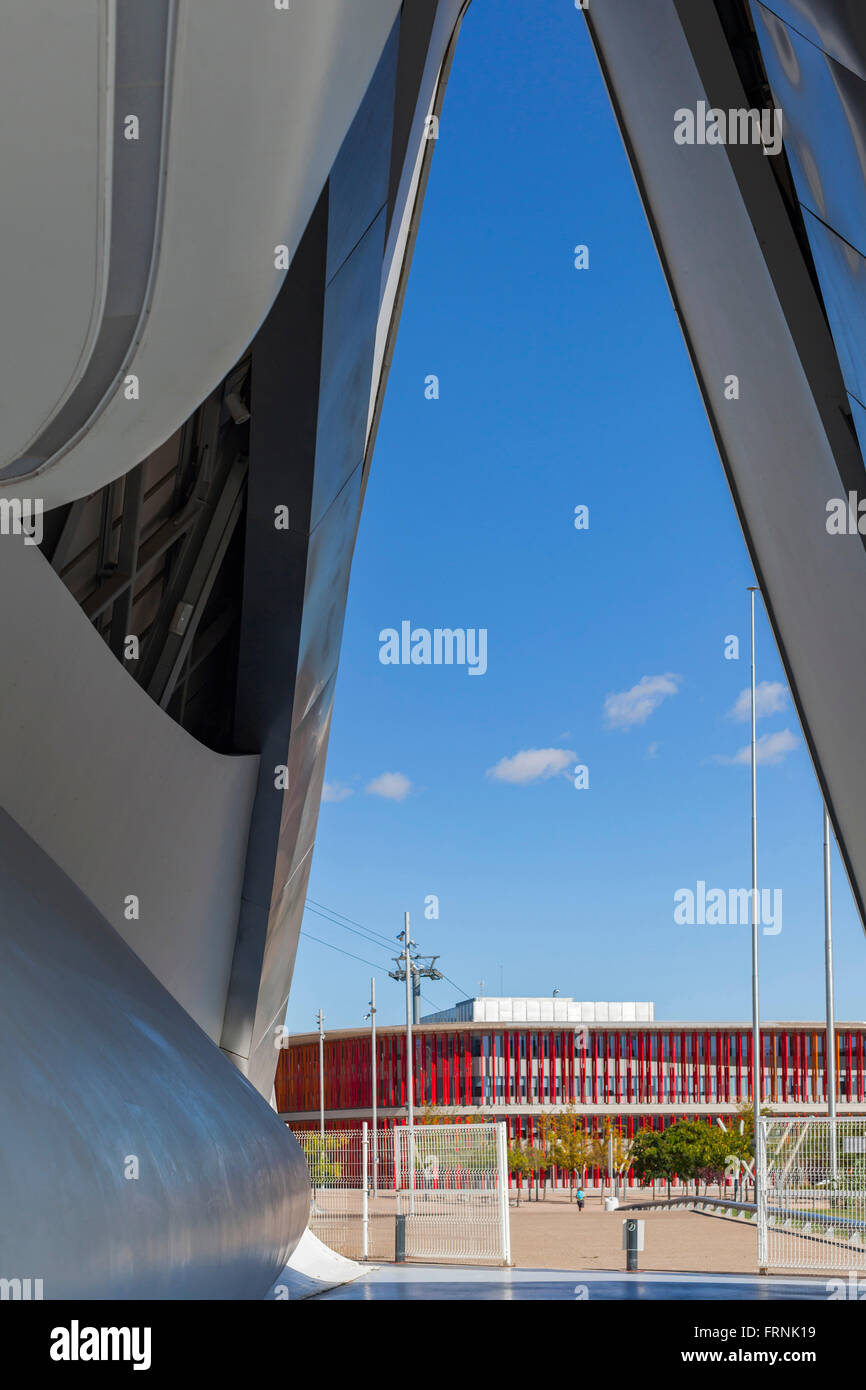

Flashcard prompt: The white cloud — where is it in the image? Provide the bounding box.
[322,782,353,803]
[727,681,788,722]
[366,771,412,801]
[716,729,799,766]
[604,674,681,730]
[647,742,660,759]
[486,747,576,785]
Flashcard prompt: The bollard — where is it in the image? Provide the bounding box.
[622,1217,644,1271]
[395,1213,406,1263]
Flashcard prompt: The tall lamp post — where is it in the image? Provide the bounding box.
[365,978,378,1196]
[824,807,838,1183]
[317,1008,326,1141]
[748,586,762,1207]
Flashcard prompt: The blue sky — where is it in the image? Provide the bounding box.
[287,0,866,1035]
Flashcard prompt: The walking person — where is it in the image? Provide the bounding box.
[576,1184,585,1212]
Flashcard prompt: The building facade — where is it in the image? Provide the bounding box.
[278,998,866,1176]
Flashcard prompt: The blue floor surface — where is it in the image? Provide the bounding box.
[316,1266,831,1301]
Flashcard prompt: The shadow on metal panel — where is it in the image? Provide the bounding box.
[0,806,309,1299]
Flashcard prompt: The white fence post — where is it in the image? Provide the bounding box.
[496,1121,511,1266]
[757,1117,768,1270]
[361,1121,369,1261]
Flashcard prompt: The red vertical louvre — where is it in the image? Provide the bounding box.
[627,1030,633,1104]
[592,1030,598,1105]
[528,1031,534,1108]
[456,1031,462,1107]
[637,1031,643,1105]
[558,1029,564,1104]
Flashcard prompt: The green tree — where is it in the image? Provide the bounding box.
[588,1120,632,1197]
[630,1126,674,1196]
[665,1120,714,1194]
[507,1142,530,1204]
[303,1132,346,1187]
[524,1145,548,1202]
[549,1107,591,1201]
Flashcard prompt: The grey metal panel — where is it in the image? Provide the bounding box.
[219,187,329,1065]
[246,844,317,1099]
[311,209,388,532]
[754,4,866,259]
[326,20,399,284]
[0,805,307,1299]
[757,0,866,81]
[800,208,866,407]
[0,1,109,469]
[0,0,403,509]
[586,0,866,936]
[0,533,258,1041]
[849,393,866,460]
[222,4,463,1094]
[221,36,404,1086]
[2,0,173,479]
[295,461,365,730]
[248,672,338,1066]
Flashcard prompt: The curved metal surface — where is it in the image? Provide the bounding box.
[753,4,866,413]
[754,3,866,260]
[757,0,866,83]
[0,804,309,1299]
[2,0,174,481]
[0,0,402,508]
[220,3,471,1097]
[0,533,258,1043]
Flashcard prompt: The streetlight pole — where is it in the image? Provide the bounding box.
[748,586,762,1207]
[404,912,414,1131]
[367,978,378,1196]
[823,806,838,1183]
[317,1008,325,1141]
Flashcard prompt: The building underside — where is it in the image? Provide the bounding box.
[1,0,865,1296]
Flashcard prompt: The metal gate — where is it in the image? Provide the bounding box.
[293,1123,510,1266]
[395,1122,510,1265]
[759,1117,866,1272]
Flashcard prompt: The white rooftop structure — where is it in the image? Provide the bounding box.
[421,997,655,1025]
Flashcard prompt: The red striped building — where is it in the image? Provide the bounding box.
[277,1004,866,1173]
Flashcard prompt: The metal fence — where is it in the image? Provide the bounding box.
[292,1123,510,1265]
[758,1117,866,1271]
[395,1122,510,1265]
